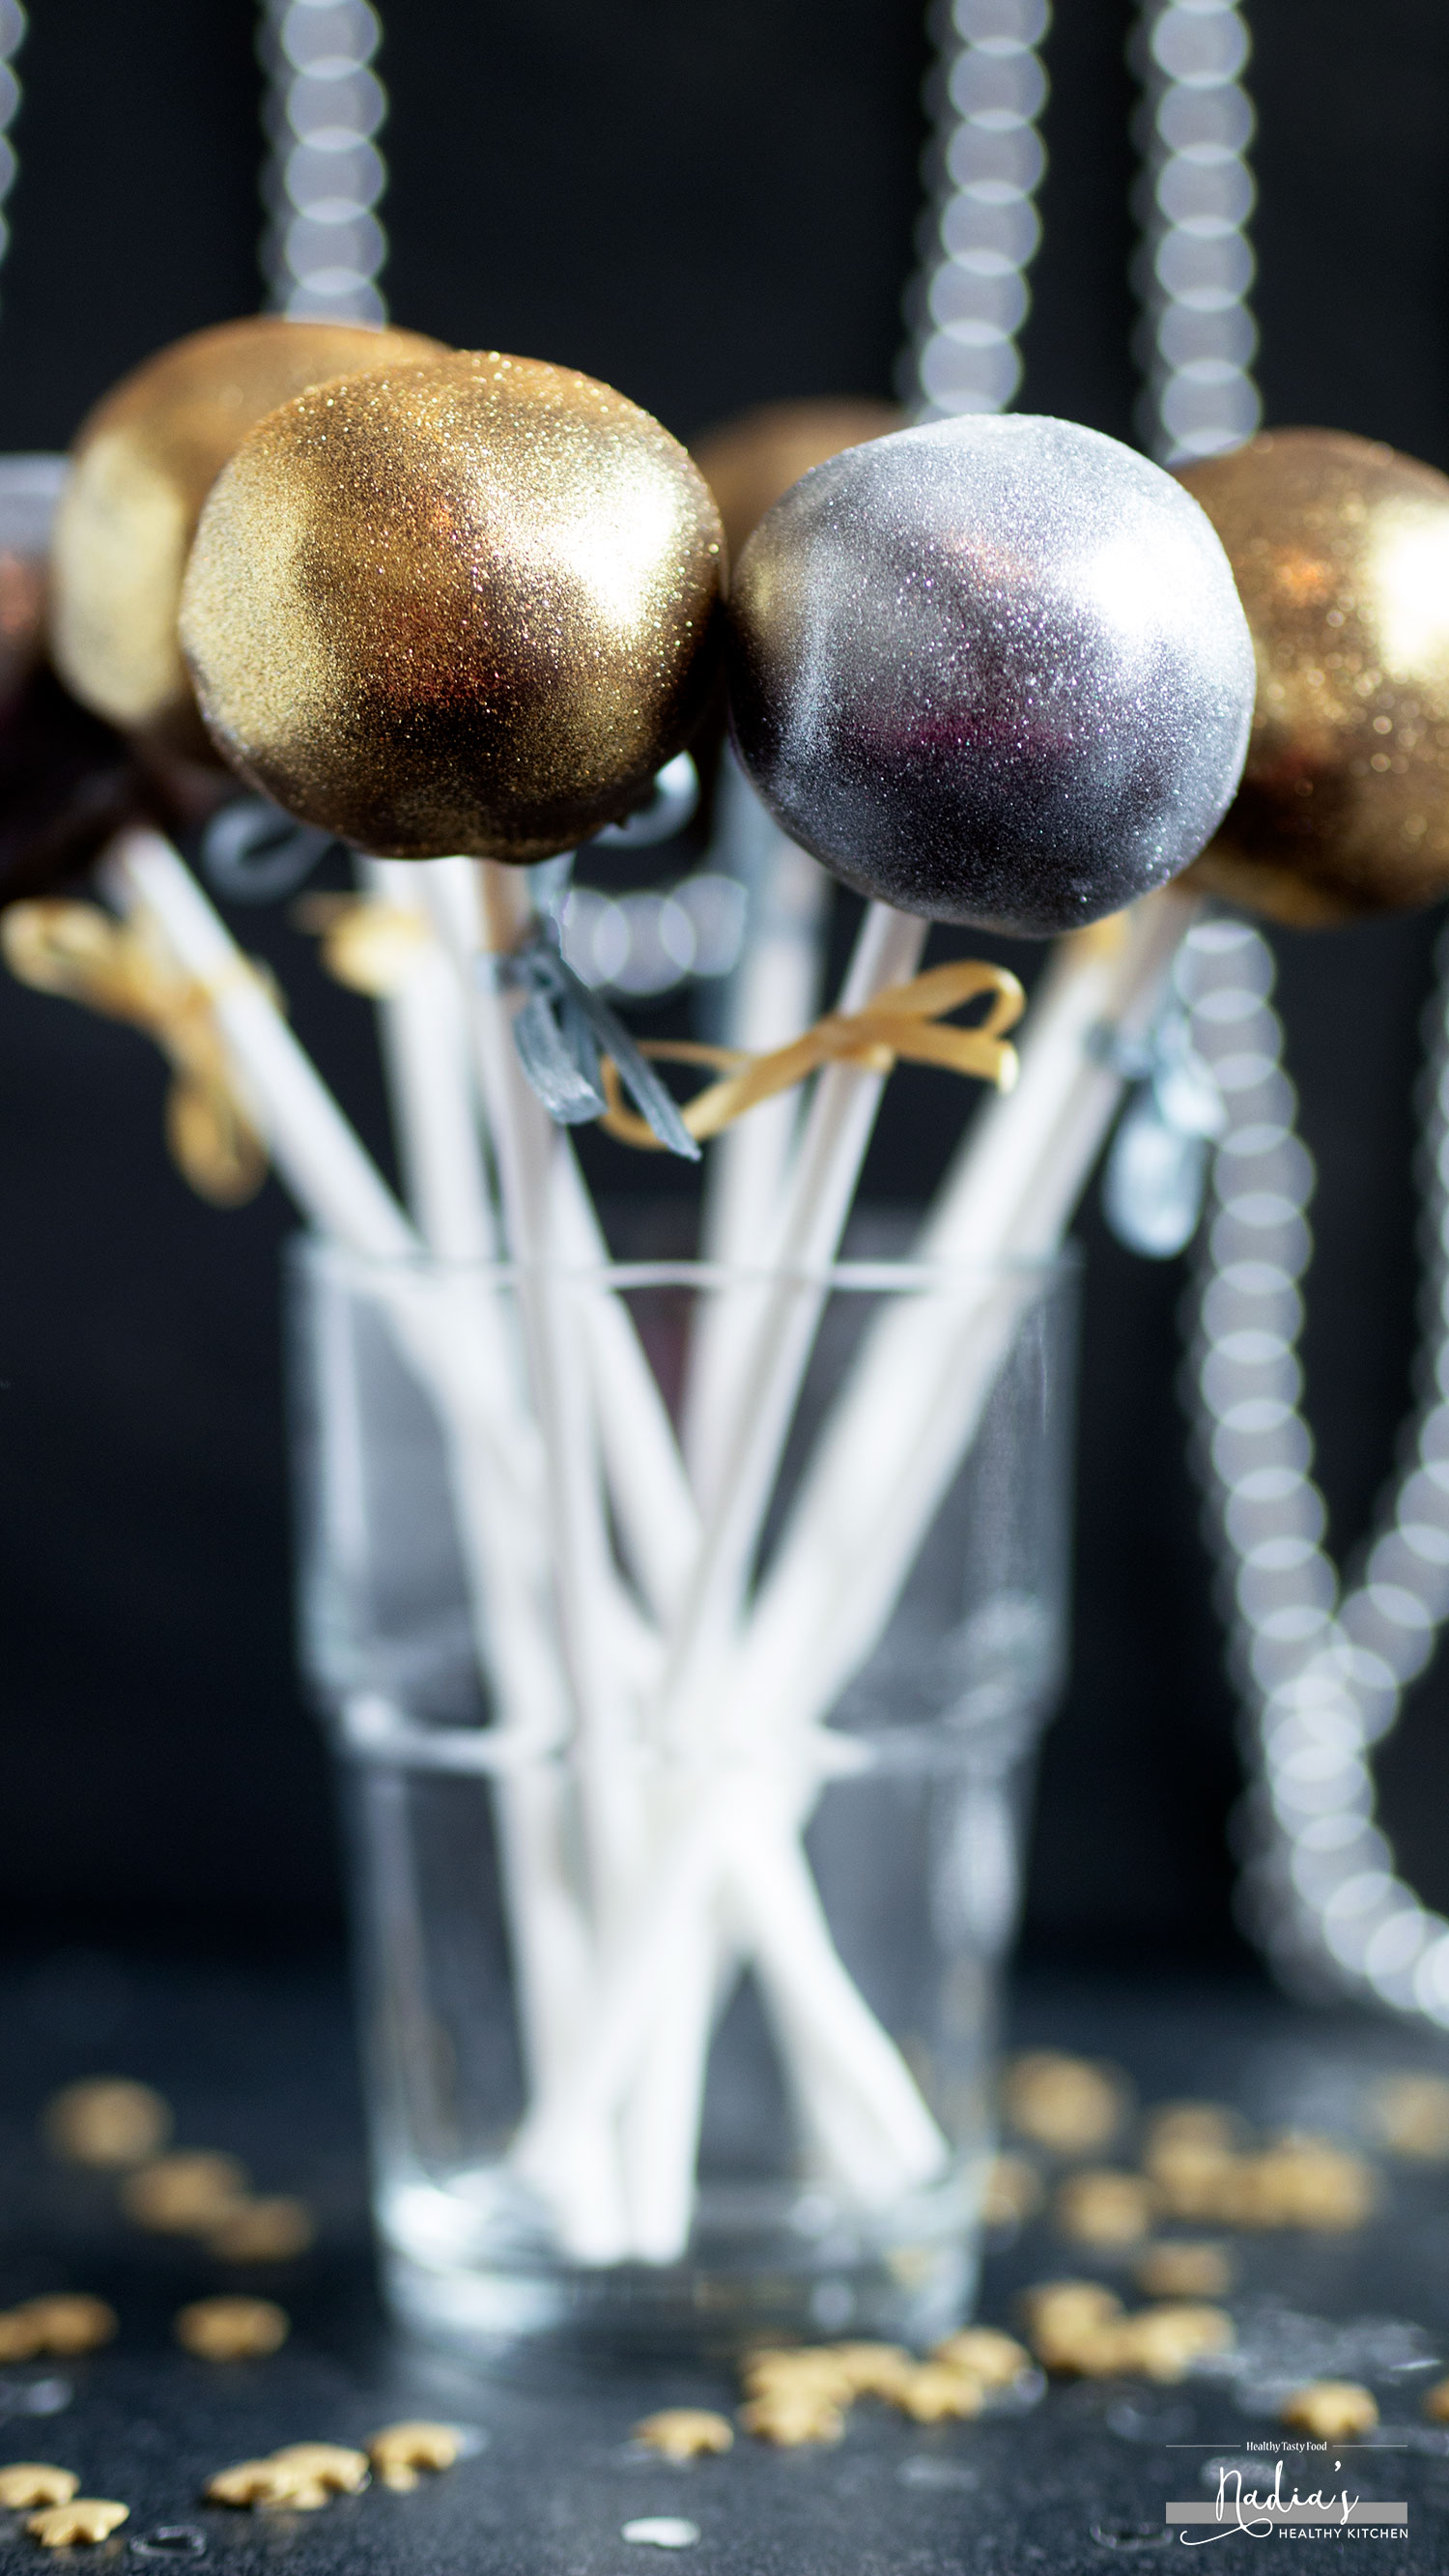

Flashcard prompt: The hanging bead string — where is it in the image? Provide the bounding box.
[259,0,388,324]
[1129,2,1449,2021]
[0,0,25,311]
[1180,917,1449,2025]
[1129,0,1260,464]
[904,0,1051,420]
[558,873,747,1001]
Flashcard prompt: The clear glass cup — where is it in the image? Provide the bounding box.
[287,1242,1078,2359]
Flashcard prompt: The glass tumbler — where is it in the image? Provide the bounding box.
[288,1243,1078,2358]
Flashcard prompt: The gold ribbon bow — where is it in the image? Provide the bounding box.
[2,900,269,1205]
[597,957,1025,1152]
[292,893,429,996]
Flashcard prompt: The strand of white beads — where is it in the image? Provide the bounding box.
[1130,0,1260,464]
[1182,913,1449,2025]
[260,0,388,324]
[0,0,25,309]
[905,0,1051,421]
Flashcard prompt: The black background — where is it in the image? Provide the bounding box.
[1,0,1448,1967]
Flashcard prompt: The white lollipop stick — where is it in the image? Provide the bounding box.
[515,1770,947,2226]
[106,832,595,2126]
[363,856,499,1265]
[357,860,597,2127]
[421,855,701,1629]
[684,754,831,1505]
[736,892,1196,1745]
[562,896,1188,2247]
[649,901,927,1752]
[602,901,926,2251]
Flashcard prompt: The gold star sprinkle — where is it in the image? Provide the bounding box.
[633,2412,734,2463]
[122,2152,249,2235]
[738,2391,844,2447]
[1002,2052,1127,2156]
[1134,2242,1235,2301]
[43,2080,171,2169]
[0,2471,78,2510]
[174,2297,289,2361]
[1281,2382,1378,2440]
[270,2446,368,2495]
[15,2297,118,2357]
[206,2198,315,2263]
[1054,2169,1155,2248]
[366,2423,464,2492]
[892,2364,984,2424]
[204,2460,326,2509]
[25,2502,128,2547]
[930,2328,1032,2389]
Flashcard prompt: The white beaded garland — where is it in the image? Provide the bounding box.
[260,0,388,324]
[905,0,1052,420]
[559,873,748,1001]
[1124,0,1449,2021]
[1182,915,1449,2022]
[1130,0,1261,464]
[0,0,25,304]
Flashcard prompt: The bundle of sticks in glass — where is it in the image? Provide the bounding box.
[9,318,1449,2260]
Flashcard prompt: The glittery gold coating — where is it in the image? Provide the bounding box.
[692,398,902,563]
[49,317,445,752]
[179,352,726,862]
[1180,429,1449,922]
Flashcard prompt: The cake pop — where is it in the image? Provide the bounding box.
[49,316,444,758]
[1179,428,1449,923]
[180,351,724,862]
[692,397,902,561]
[726,413,1256,936]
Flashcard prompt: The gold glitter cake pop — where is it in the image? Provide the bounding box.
[179,351,725,862]
[692,397,902,562]
[49,316,445,757]
[1180,428,1449,922]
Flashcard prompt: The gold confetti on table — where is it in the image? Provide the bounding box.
[25,2502,128,2548]
[122,2151,249,2234]
[1134,2241,1235,2301]
[174,2297,289,2361]
[207,2197,315,2262]
[1281,2382,1378,2439]
[1002,2052,1127,2156]
[43,2078,171,2168]
[632,2411,734,2463]
[0,2471,77,2510]
[366,2422,465,2492]
[1055,2168,1156,2247]
[930,2327,1032,2388]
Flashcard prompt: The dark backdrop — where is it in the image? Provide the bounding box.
[2,0,1448,1965]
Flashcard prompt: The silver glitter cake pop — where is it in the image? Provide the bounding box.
[726,414,1255,935]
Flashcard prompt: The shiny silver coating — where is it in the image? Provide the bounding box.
[726,414,1256,936]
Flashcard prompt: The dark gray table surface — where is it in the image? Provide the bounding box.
[3,1953,1449,2574]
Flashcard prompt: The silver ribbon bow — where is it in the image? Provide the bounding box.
[199,796,335,903]
[483,919,700,1161]
[1097,1000,1225,1259]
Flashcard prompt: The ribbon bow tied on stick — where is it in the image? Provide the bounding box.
[1,899,269,1205]
[302,894,701,1159]
[596,956,1025,1153]
[303,894,1022,1158]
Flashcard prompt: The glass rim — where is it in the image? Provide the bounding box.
[287,1231,1081,1296]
